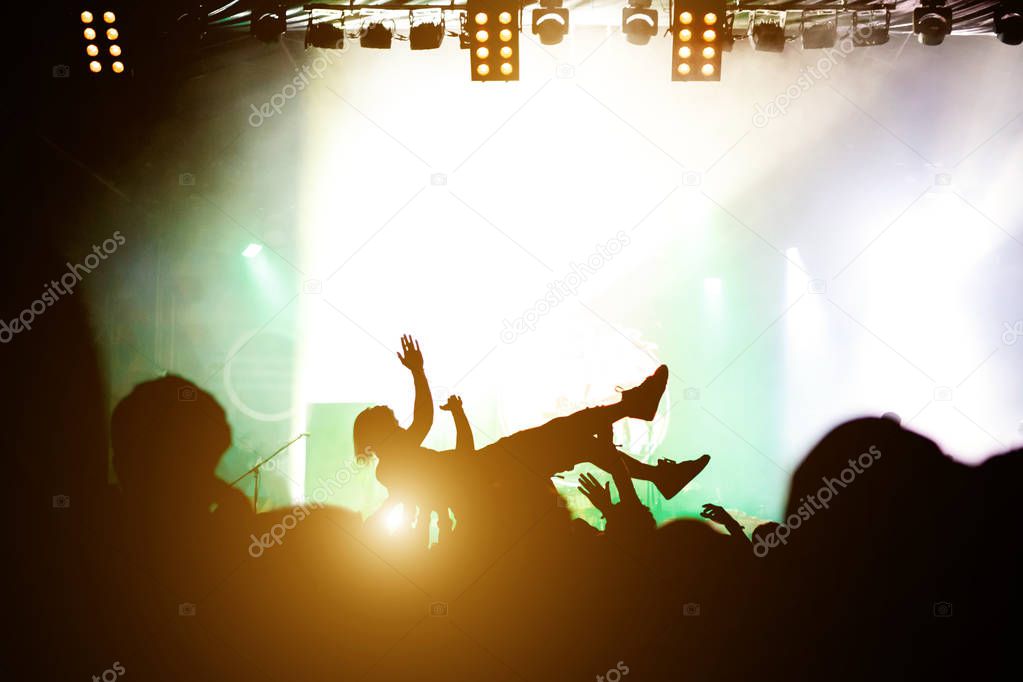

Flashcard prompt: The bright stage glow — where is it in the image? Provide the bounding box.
[87,28,1023,526]
[279,31,1023,523]
[384,503,406,534]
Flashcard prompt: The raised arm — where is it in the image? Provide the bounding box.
[700,503,751,546]
[397,335,433,446]
[578,452,657,534]
[440,395,475,452]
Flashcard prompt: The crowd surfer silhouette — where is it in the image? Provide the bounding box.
[11,324,1018,681]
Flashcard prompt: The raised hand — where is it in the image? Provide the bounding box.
[578,472,614,514]
[440,395,463,413]
[700,503,736,527]
[397,335,424,373]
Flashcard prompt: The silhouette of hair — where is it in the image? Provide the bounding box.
[111,375,231,492]
[353,405,399,458]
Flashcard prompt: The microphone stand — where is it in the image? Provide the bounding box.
[229,433,309,511]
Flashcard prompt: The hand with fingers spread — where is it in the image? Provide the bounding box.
[578,472,614,515]
[700,503,736,526]
[440,395,463,413]
[398,334,433,446]
[701,503,750,544]
[441,395,475,452]
[397,334,424,373]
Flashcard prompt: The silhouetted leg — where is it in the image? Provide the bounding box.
[584,443,711,501]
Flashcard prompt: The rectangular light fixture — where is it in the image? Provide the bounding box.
[671,0,725,81]
[467,0,520,81]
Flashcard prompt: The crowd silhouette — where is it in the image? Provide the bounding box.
[11,325,1019,680]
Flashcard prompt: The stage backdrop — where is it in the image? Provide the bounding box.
[79,25,1023,532]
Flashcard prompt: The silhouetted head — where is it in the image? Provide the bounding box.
[353,405,401,459]
[111,375,231,504]
[781,416,967,608]
[785,417,954,525]
[752,522,782,546]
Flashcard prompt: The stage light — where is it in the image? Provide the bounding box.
[82,8,125,75]
[251,3,287,43]
[749,9,786,52]
[995,1,1023,45]
[914,0,953,46]
[532,0,569,46]
[304,18,344,50]
[468,0,519,81]
[801,10,838,49]
[622,0,658,46]
[242,244,263,258]
[852,9,890,46]
[360,21,394,49]
[672,0,724,81]
[409,14,445,50]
